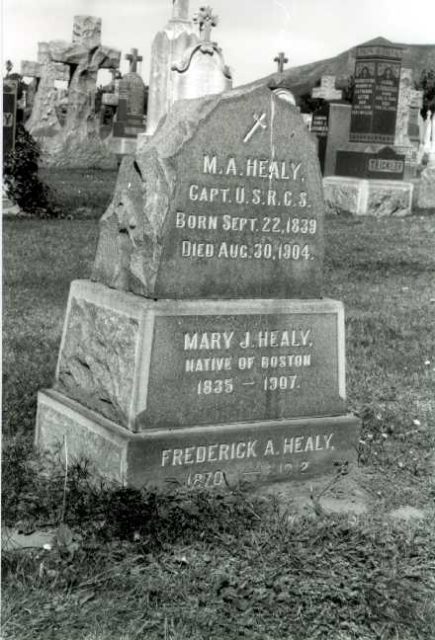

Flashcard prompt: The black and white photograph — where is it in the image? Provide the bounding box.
[2,1,435,638]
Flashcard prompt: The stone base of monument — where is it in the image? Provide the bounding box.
[34,280,361,489]
[323,176,414,216]
[36,389,360,487]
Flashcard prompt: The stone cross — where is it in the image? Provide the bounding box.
[126,48,143,73]
[193,6,218,42]
[274,52,288,73]
[49,16,120,134]
[172,0,190,20]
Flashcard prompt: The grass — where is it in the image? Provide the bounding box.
[2,200,435,639]
[39,168,118,218]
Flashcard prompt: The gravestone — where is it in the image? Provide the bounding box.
[147,0,199,135]
[49,16,120,137]
[171,6,232,102]
[25,16,121,168]
[36,84,360,488]
[311,102,330,173]
[3,81,17,159]
[113,48,146,140]
[21,42,69,137]
[350,40,403,144]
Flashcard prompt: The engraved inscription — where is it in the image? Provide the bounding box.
[174,154,317,265]
[160,432,336,486]
[145,312,343,428]
[183,327,314,398]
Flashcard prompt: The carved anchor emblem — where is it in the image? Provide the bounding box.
[243,112,267,143]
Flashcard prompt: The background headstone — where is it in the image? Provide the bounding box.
[26,16,121,168]
[335,146,405,180]
[21,42,69,137]
[311,102,330,173]
[350,40,403,144]
[146,0,199,135]
[3,81,18,159]
[171,6,232,102]
[113,48,146,140]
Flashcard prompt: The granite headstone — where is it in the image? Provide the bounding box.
[350,41,403,144]
[93,86,325,299]
[36,83,360,488]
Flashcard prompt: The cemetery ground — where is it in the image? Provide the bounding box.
[2,173,435,640]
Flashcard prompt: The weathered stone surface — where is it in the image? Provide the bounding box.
[21,43,70,138]
[367,180,413,216]
[53,281,346,432]
[49,40,120,134]
[56,294,139,426]
[72,15,102,48]
[93,85,325,299]
[36,389,360,488]
[25,16,121,168]
[324,176,413,216]
[417,166,435,209]
[323,177,364,215]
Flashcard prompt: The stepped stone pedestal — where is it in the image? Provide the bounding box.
[35,85,360,489]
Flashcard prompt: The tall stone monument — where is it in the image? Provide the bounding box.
[21,42,69,137]
[323,39,415,216]
[171,6,232,101]
[146,0,199,135]
[349,39,403,144]
[24,16,121,168]
[36,84,360,488]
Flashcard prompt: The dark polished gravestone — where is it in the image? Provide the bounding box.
[350,41,403,145]
[311,102,330,174]
[3,81,18,159]
[36,84,360,488]
[335,146,405,181]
